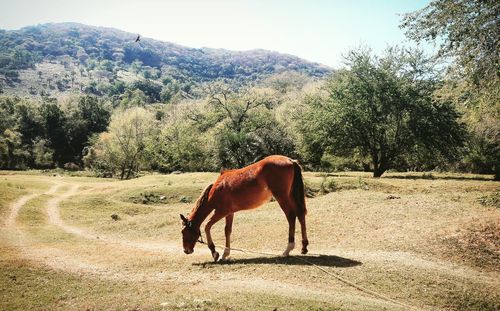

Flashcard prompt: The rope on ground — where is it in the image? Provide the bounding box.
[211,243,419,311]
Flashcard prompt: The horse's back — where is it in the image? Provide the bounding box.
[210,155,296,211]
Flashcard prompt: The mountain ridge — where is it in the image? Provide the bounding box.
[0,22,330,100]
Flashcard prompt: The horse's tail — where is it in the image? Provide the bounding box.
[291,160,307,217]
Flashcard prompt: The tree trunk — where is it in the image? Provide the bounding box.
[120,166,126,180]
[125,164,134,179]
[372,157,387,178]
[373,167,386,178]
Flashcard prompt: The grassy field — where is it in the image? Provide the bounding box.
[0,171,498,310]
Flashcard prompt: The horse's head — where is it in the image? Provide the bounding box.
[180,214,200,254]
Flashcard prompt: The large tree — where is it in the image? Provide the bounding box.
[401,0,499,179]
[301,47,466,177]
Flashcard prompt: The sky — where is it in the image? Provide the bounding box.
[0,0,432,68]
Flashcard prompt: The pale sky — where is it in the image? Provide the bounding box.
[0,0,431,68]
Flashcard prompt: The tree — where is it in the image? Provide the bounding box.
[149,118,213,172]
[64,95,111,164]
[32,138,54,168]
[91,107,155,179]
[38,102,69,166]
[207,84,293,168]
[401,0,499,179]
[119,89,149,108]
[130,80,162,103]
[401,0,498,86]
[0,129,29,169]
[301,47,466,177]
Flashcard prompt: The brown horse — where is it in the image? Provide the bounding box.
[180,155,308,261]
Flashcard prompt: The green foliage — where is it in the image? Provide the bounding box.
[0,48,39,83]
[402,0,499,179]
[401,0,498,86]
[38,101,69,165]
[207,85,296,168]
[262,71,311,94]
[319,174,337,194]
[0,129,29,169]
[64,95,111,163]
[320,154,365,172]
[148,118,213,173]
[107,80,126,97]
[88,107,156,179]
[0,95,110,169]
[141,103,215,173]
[130,80,162,103]
[32,138,54,168]
[299,47,466,177]
[295,89,330,168]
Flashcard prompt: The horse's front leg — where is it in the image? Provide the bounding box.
[222,213,234,260]
[205,211,225,262]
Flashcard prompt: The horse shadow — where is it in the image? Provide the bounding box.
[193,254,361,268]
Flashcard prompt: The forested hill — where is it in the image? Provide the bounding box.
[0,22,330,99]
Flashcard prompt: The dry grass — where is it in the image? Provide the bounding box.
[0,171,499,310]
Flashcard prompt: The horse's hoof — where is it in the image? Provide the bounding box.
[301,248,308,255]
[222,251,230,261]
[212,251,220,262]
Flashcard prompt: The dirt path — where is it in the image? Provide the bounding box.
[3,193,39,227]
[45,183,183,253]
[4,183,62,227]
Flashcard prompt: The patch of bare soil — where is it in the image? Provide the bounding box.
[441,219,500,271]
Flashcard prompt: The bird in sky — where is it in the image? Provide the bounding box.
[135,34,140,42]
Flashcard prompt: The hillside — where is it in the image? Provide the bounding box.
[0,23,330,100]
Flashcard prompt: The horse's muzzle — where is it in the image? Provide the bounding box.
[184,248,193,254]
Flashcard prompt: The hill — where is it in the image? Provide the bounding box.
[0,23,331,100]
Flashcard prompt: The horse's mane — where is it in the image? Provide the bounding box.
[188,183,213,220]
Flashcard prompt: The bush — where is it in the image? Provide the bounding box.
[63,162,80,171]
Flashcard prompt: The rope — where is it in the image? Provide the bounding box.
[202,241,419,310]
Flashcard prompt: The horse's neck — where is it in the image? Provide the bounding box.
[190,203,214,228]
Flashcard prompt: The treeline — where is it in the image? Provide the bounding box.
[0,95,110,169]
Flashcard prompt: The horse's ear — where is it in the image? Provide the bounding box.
[180,214,188,223]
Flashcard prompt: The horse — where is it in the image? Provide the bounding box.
[180,155,308,261]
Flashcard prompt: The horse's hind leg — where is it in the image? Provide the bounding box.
[283,212,296,256]
[298,214,308,254]
[222,213,234,260]
[275,197,296,256]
